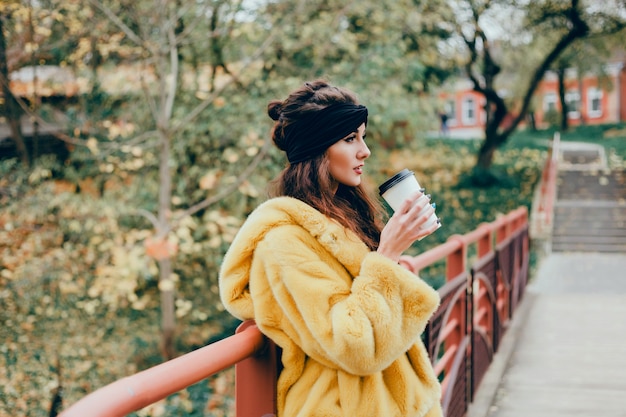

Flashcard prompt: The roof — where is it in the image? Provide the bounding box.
[8,65,80,97]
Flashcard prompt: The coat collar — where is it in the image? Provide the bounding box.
[252,197,370,277]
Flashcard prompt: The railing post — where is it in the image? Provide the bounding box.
[446,235,466,281]
[495,217,510,244]
[235,320,278,417]
[476,224,492,256]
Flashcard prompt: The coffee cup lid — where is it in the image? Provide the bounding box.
[378,169,414,195]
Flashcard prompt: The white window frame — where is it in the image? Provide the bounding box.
[461,96,476,125]
[445,99,457,126]
[587,87,603,118]
[543,92,557,113]
[565,90,581,119]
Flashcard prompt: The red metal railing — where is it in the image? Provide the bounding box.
[60,208,529,417]
[400,206,529,416]
[58,321,277,417]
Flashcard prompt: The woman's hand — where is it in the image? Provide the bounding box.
[377,191,438,262]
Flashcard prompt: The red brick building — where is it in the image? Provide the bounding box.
[437,59,626,138]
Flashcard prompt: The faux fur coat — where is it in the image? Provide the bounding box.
[219,196,443,417]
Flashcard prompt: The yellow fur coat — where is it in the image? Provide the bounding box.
[219,196,443,417]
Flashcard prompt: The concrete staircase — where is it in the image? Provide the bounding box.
[551,144,626,253]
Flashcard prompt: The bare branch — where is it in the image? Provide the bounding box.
[501,0,589,139]
[139,65,160,124]
[173,31,276,130]
[134,208,161,230]
[167,136,272,233]
[174,1,213,43]
[164,19,179,123]
[96,130,160,159]
[87,0,145,48]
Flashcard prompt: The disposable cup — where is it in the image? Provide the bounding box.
[378,169,440,232]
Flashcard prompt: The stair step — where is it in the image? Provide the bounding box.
[557,170,626,201]
[552,235,626,244]
[551,168,626,253]
[561,149,603,165]
[552,242,626,253]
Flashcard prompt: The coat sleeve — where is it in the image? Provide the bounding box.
[251,225,440,376]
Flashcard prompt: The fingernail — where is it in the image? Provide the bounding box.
[426,194,431,200]
[431,203,436,209]
[419,188,426,192]
[437,218,441,224]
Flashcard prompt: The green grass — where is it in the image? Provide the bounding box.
[507,123,626,161]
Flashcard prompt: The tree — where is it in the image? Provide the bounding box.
[0,4,28,165]
[452,0,626,181]
[259,0,455,90]
[253,0,456,146]
[77,0,459,358]
[85,0,279,359]
[552,32,622,130]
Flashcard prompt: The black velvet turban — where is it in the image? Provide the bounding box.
[284,103,368,164]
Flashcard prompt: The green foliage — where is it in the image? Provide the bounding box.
[542,109,560,128]
[1,128,550,415]
[3,0,625,414]
[9,91,625,417]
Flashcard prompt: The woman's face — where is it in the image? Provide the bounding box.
[327,123,370,189]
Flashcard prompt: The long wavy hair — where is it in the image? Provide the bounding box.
[267,80,383,250]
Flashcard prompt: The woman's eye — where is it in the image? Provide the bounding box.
[345,134,356,142]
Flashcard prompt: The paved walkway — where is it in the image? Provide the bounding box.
[469,142,626,417]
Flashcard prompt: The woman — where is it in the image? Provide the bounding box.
[219,80,442,417]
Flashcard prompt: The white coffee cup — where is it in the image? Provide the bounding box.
[379,169,440,233]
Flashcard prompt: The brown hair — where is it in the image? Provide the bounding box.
[267,80,383,250]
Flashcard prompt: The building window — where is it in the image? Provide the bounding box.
[543,92,557,113]
[587,87,603,118]
[565,90,580,119]
[445,99,456,125]
[462,97,476,125]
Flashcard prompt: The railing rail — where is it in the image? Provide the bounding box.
[61,208,530,417]
[401,207,529,417]
[58,322,274,417]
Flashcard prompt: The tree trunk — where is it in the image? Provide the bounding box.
[527,112,537,131]
[557,67,569,131]
[157,127,176,359]
[158,257,176,359]
[28,5,39,161]
[577,74,585,125]
[467,0,590,174]
[476,132,499,170]
[0,13,29,166]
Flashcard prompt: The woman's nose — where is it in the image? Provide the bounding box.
[359,142,371,159]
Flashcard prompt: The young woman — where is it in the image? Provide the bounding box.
[219,80,442,417]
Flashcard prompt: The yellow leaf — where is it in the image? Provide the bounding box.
[158,279,175,292]
[199,171,218,190]
[223,148,239,163]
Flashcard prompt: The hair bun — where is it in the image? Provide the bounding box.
[267,100,283,121]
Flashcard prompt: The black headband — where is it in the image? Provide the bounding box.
[284,103,368,164]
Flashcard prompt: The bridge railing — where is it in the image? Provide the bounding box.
[60,208,529,417]
[58,320,278,417]
[400,206,529,417]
